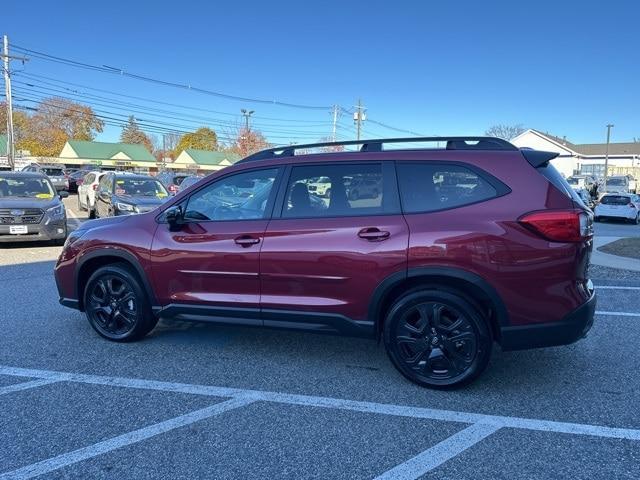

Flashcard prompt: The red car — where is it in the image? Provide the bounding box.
[55,137,596,389]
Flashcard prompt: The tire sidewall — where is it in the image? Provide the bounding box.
[84,264,155,342]
[383,289,492,389]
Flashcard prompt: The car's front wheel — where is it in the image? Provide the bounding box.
[384,289,492,389]
[84,263,158,342]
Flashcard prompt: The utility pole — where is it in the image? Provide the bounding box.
[603,123,614,192]
[353,99,366,141]
[241,109,254,132]
[331,105,339,142]
[2,35,27,170]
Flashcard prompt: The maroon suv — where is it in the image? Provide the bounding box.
[55,137,596,388]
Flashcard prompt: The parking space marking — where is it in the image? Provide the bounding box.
[0,379,58,396]
[596,311,640,317]
[0,396,255,480]
[2,365,640,441]
[374,423,501,480]
[65,209,82,229]
[595,286,640,290]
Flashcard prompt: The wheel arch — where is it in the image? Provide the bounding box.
[369,267,509,343]
[76,249,157,311]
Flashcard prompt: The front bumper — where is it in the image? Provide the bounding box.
[500,290,596,351]
[0,220,67,243]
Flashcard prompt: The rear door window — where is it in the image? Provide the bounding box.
[396,162,503,213]
[281,163,396,218]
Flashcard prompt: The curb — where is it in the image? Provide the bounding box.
[591,236,640,272]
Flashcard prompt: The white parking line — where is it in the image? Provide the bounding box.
[0,379,58,396]
[0,396,255,480]
[2,365,640,441]
[596,311,640,317]
[595,286,640,291]
[374,423,501,480]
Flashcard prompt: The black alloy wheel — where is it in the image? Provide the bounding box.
[84,264,157,341]
[384,289,492,389]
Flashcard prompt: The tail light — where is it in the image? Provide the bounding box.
[92,184,98,191]
[519,209,593,242]
[77,179,84,186]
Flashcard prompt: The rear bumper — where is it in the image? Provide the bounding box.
[0,220,67,243]
[500,291,596,351]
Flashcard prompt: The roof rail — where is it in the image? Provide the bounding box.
[237,136,518,164]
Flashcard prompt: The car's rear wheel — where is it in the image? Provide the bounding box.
[84,264,158,342]
[384,289,492,389]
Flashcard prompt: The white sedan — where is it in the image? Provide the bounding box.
[594,193,640,224]
[77,171,106,218]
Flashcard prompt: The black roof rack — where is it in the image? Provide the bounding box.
[237,136,518,164]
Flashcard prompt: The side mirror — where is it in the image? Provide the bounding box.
[59,191,69,199]
[165,205,184,231]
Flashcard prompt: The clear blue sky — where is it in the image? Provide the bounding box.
[5,0,639,145]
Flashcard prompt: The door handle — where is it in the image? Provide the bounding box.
[234,235,261,247]
[358,227,390,241]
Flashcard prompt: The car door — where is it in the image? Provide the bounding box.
[150,167,282,321]
[259,161,408,331]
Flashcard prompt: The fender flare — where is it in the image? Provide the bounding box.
[75,248,158,309]
[368,266,510,331]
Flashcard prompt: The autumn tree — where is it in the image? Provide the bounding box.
[120,116,154,153]
[485,124,526,140]
[0,103,30,145]
[15,97,104,156]
[174,127,218,154]
[230,128,271,157]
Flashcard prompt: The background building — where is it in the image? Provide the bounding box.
[512,129,640,178]
[173,149,239,172]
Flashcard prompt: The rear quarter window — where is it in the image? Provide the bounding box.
[396,162,506,213]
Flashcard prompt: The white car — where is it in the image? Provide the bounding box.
[77,171,106,218]
[594,193,640,224]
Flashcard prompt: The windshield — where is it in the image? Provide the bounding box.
[0,176,56,199]
[607,178,626,186]
[114,178,168,198]
[600,195,631,205]
[42,168,65,177]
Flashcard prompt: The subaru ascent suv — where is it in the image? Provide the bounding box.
[55,137,596,389]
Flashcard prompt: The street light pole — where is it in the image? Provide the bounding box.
[241,109,254,132]
[603,124,614,192]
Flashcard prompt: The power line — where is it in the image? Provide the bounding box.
[13,81,334,137]
[12,44,332,110]
[15,72,335,124]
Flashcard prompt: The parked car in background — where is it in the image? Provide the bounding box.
[605,175,631,194]
[567,175,597,197]
[55,136,596,389]
[306,176,332,197]
[94,172,170,218]
[0,172,68,244]
[77,171,106,218]
[594,193,640,224]
[22,163,69,192]
[156,171,191,195]
[68,169,92,193]
[575,188,595,209]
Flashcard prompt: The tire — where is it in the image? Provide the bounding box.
[383,288,492,389]
[349,189,359,201]
[84,263,158,342]
[325,188,331,199]
[88,201,96,219]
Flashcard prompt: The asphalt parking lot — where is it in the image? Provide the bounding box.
[1,196,640,479]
